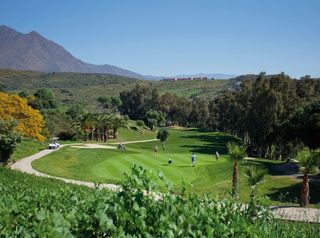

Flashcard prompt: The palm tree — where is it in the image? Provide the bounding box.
[243,166,267,217]
[244,166,267,196]
[111,117,127,139]
[87,113,98,141]
[299,154,319,207]
[75,113,94,141]
[227,142,247,199]
[101,115,113,142]
[93,114,105,141]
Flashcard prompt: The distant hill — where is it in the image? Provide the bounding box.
[0,25,146,79]
[0,69,232,110]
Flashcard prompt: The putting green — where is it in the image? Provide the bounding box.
[32,128,300,202]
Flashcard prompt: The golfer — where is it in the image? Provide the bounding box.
[191,153,196,167]
[215,151,220,161]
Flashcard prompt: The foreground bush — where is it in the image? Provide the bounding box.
[0,166,319,237]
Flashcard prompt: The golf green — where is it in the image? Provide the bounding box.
[32,128,300,202]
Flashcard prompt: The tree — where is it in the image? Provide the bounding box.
[97,96,122,114]
[29,89,58,110]
[18,91,28,98]
[299,154,319,207]
[244,166,267,198]
[0,92,45,141]
[136,120,145,128]
[243,166,267,217]
[112,117,127,139]
[101,115,114,142]
[66,103,88,120]
[145,110,166,130]
[157,128,169,151]
[188,98,209,128]
[299,102,320,152]
[283,101,320,154]
[158,92,179,125]
[0,120,21,164]
[207,73,315,160]
[0,84,7,92]
[208,92,240,133]
[227,142,247,198]
[44,109,76,140]
[94,114,113,142]
[119,84,159,120]
[74,113,94,141]
[110,97,122,114]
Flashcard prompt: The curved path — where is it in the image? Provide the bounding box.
[10,144,120,190]
[10,140,320,223]
[11,139,158,190]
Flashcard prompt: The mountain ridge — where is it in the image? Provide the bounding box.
[0,25,146,79]
[0,25,236,80]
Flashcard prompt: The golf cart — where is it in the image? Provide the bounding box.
[48,137,60,149]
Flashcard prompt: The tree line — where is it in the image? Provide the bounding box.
[75,113,128,142]
[119,73,320,159]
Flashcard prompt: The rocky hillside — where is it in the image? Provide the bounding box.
[0,25,145,79]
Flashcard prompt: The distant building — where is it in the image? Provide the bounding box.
[162,77,209,81]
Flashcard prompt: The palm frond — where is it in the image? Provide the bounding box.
[243,166,267,188]
[227,142,247,161]
[299,153,320,173]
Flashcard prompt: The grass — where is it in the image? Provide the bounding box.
[153,79,231,98]
[32,128,311,205]
[11,139,46,162]
[114,124,156,142]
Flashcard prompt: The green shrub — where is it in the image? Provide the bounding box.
[0,120,21,164]
[136,120,145,127]
[0,166,319,237]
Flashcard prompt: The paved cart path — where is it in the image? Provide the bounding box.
[10,140,320,223]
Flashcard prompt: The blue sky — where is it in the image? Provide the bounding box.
[1,0,320,77]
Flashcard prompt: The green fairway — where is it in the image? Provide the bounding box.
[32,128,303,204]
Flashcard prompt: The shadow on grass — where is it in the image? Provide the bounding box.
[182,128,216,133]
[180,133,241,155]
[242,160,299,176]
[267,179,320,204]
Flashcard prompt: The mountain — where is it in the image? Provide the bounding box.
[0,25,236,80]
[0,25,145,79]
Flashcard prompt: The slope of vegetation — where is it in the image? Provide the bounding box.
[0,69,230,110]
[1,167,319,237]
[153,79,231,98]
[11,139,46,162]
[0,69,139,111]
